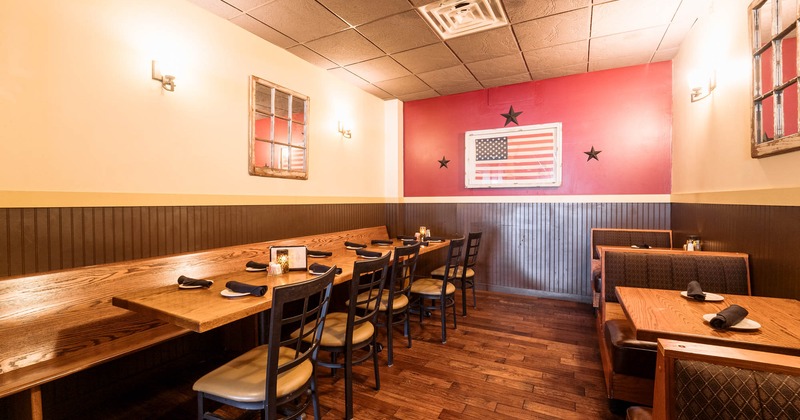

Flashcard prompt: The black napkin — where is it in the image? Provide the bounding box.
[177,275,213,288]
[308,263,342,275]
[345,241,367,249]
[631,243,651,249]
[356,249,382,258]
[225,281,268,297]
[371,239,393,245]
[710,305,749,329]
[307,250,332,257]
[426,236,445,242]
[246,261,268,270]
[396,235,416,240]
[686,281,706,301]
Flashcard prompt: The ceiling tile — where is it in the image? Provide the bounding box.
[590,26,666,62]
[530,62,587,80]
[187,0,243,19]
[652,47,679,62]
[467,53,527,81]
[480,72,532,88]
[397,89,439,102]
[660,19,695,50]
[374,75,431,96]
[417,65,478,90]
[504,0,590,24]
[436,81,483,96]
[287,45,338,69]
[359,84,394,100]
[588,54,650,72]
[231,14,297,48]
[391,43,461,74]
[447,26,519,63]
[591,0,681,38]
[318,0,412,26]
[305,29,384,66]
[327,67,370,87]
[673,0,712,22]
[248,0,348,43]
[357,10,440,54]
[224,0,270,12]
[523,40,588,71]
[514,8,590,51]
[345,56,411,83]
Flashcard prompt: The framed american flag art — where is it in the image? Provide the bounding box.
[465,123,562,188]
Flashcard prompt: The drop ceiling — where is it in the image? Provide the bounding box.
[188,0,712,101]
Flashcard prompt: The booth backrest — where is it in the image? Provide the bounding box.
[591,228,673,260]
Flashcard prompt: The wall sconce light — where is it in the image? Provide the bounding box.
[151,60,176,92]
[689,69,716,102]
[338,121,352,139]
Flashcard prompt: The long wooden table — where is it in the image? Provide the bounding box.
[113,239,448,333]
[615,286,800,356]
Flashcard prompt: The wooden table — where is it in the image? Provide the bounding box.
[113,239,448,333]
[615,286,800,356]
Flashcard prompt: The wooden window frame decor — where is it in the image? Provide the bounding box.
[749,0,800,158]
[249,75,309,179]
[464,123,562,189]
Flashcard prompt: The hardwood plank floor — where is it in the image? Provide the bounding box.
[83,290,622,419]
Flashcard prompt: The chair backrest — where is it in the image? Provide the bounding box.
[591,228,673,259]
[346,253,392,343]
[389,242,421,304]
[461,232,482,273]
[441,238,466,288]
[652,339,800,420]
[265,267,335,415]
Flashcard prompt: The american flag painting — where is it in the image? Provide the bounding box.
[465,123,561,188]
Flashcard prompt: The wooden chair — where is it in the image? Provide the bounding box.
[410,237,464,344]
[431,231,482,316]
[627,339,800,420]
[314,253,391,420]
[354,242,420,367]
[193,267,336,420]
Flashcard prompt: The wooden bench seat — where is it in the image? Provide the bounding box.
[595,247,751,408]
[0,226,390,420]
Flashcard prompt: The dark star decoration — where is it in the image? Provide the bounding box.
[584,146,602,161]
[438,156,450,168]
[501,106,522,126]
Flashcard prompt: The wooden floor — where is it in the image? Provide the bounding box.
[83,290,622,419]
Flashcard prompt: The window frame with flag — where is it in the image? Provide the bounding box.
[464,123,562,188]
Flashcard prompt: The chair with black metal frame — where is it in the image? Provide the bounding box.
[193,267,336,420]
[410,237,465,344]
[353,242,420,367]
[307,252,391,420]
[431,232,482,316]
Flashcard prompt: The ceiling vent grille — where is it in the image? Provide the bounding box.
[418,0,508,40]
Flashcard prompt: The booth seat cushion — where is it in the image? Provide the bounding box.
[604,319,658,378]
[625,406,653,420]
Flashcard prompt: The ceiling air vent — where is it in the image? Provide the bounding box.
[418,0,508,40]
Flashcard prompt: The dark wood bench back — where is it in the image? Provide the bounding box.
[591,228,673,259]
[601,247,751,304]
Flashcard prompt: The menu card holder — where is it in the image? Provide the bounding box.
[269,245,308,271]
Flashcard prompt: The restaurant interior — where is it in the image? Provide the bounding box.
[2,0,799,419]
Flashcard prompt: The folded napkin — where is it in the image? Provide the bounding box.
[426,236,445,242]
[710,304,749,329]
[356,249,382,258]
[307,250,333,257]
[396,235,416,240]
[177,275,213,288]
[246,261,268,270]
[225,281,268,297]
[631,243,651,249]
[308,263,342,275]
[344,241,367,249]
[371,239,393,245]
[686,281,706,301]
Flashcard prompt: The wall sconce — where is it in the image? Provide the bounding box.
[689,69,715,102]
[338,121,352,139]
[151,60,176,92]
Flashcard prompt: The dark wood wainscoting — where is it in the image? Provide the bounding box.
[0,204,388,277]
[390,202,670,302]
[672,203,800,299]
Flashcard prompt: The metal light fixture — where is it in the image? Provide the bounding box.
[152,60,176,92]
[338,121,351,139]
[689,69,715,102]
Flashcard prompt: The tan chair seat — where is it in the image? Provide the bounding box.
[351,290,409,311]
[410,278,455,296]
[193,346,312,402]
[313,312,375,347]
[431,266,474,279]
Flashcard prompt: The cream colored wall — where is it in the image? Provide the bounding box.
[0,0,388,207]
[672,0,800,205]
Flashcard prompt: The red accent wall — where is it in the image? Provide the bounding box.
[403,62,673,196]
